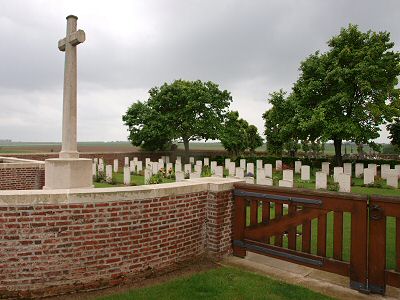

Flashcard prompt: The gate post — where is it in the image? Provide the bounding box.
[349,199,369,292]
[233,195,246,257]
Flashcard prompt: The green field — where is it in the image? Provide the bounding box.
[97,266,333,300]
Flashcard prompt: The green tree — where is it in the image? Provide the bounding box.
[246,125,264,155]
[122,80,232,159]
[220,111,249,159]
[292,24,400,165]
[387,118,400,151]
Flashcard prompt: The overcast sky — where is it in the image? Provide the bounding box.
[0,0,399,143]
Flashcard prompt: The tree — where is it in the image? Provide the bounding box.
[246,125,264,155]
[292,24,400,165]
[122,79,232,159]
[387,118,400,150]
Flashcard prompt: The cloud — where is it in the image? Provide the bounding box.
[0,0,399,142]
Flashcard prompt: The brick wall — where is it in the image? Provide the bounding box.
[0,167,45,190]
[0,179,238,298]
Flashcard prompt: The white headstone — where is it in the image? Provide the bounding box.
[152,162,159,174]
[256,160,263,170]
[144,168,152,184]
[279,180,293,188]
[175,162,182,172]
[124,157,129,166]
[276,160,283,171]
[196,160,203,168]
[123,166,131,185]
[333,167,343,183]
[283,169,293,182]
[386,170,398,188]
[165,156,170,164]
[321,162,330,175]
[355,163,364,178]
[240,159,246,170]
[246,163,254,175]
[145,158,151,166]
[204,157,209,166]
[264,164,273,178]
[98,158,104,173]
[158,159,164,169]
[190,171,201,179]
[363,168,374,185]
[381,164,391,179]
[256,169,266,184]
[166,163,173,172]
[194,164,202,174]
[295,161,302,174]
[235,167,244,179]
[184,164,191,174]
[176,156,182,164]
[136,161,143,172]
[92,162,97,176]
[258,177,273,186]
[106,165,113,183]
[210,161,217,173]
[214,166,223,177]
[189,157,195,164]
[175,171,184,182]
[338,173,351,193]
[301,165,310,181]
[225,158,231,169]
[93,158,98,164]
[368,164,377,176]
[343,163,352,177]
[395,165,400,178]
[228,162,236,176]
[113,159,118,173]
[129,160,135,173]
[315,172,327,190]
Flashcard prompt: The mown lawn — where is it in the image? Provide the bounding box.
[97,266,333,300]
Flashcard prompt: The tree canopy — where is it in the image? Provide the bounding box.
[263,24,400,165]
[122,79,232,158]
[387,118,400,151]
[220,111,263,159]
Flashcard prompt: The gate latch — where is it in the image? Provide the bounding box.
[370,204,384,221]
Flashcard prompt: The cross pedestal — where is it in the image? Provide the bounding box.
[44,15,92,190]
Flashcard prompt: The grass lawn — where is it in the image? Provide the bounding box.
[98,266,333,300]
[94,172,175,188]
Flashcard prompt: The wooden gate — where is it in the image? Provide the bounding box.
[233,183,371,292]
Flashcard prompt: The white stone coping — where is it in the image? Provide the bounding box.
[0,177,244,206]
[0,156,45,169]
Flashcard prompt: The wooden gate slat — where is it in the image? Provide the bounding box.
[275,203,283,247]
[233,196,246,257]
[333,211,343,261]
[302,220,311,253]
[288,204,297,250]
[250,199,258,226]
[396,217,400,272]
[317,213,327,257]
[262,201,270,244]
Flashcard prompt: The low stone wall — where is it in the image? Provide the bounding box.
[0,157,45,190]
[0,178,239,298]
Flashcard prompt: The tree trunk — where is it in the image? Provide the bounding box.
[333,138,343,166]
[183,138,190,164]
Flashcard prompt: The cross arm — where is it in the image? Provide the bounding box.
[58,29,86,51]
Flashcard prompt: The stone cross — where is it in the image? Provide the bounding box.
[58,15,85,159]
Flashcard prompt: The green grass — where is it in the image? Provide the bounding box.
[97,266,333,300]
[93,172,175,188]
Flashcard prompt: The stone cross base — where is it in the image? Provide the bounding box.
[43,158,93,189]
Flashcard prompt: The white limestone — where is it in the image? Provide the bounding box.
[386,170,398,188]
[343,163,352,177]
[158,159,164,169]
[283,169,293,182]
[98,158,104,174]
[321,162,330,175]
[133,157,138,162]
[145,158,151,166]
[123,166,131,185]
[175,162,182,172]
[276,160,282,171]
[315,172,327,190]
[235,167,244,179]
[176,156,182,164]
[240,159,246,170]
[175,171,184,182]
[279,180,293,188]
[194,164,202,174]
[264,164,272,178]
[124,157,129,166]
[295,161,302,174]
[93,158,98,164]
[368,164,377,176]
[204,157,209,166]
[257,177,273,186]
[355,163,364,178]
[300,165,310,181]
[136,161,143,172]
[190,171,201,179]
[333,167,343,183]
[256,160,263,170]
[165,156,170,164]
[246,163,254,175]
[256,169,266,184]
[129,160,135,173]
[245,176,255,184]
[225,158,231,169]
[106,165,113,183]
[189,157,195,164]
[152,162,159,174]
[210,161,217,173]
[113,159,118,173]
[196,160,203,167]
[92,162,97,176]
[228,162,236,176]
[338,173,351,193]
[363,168,374,185]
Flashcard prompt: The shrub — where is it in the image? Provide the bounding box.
[327,182,339,192]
